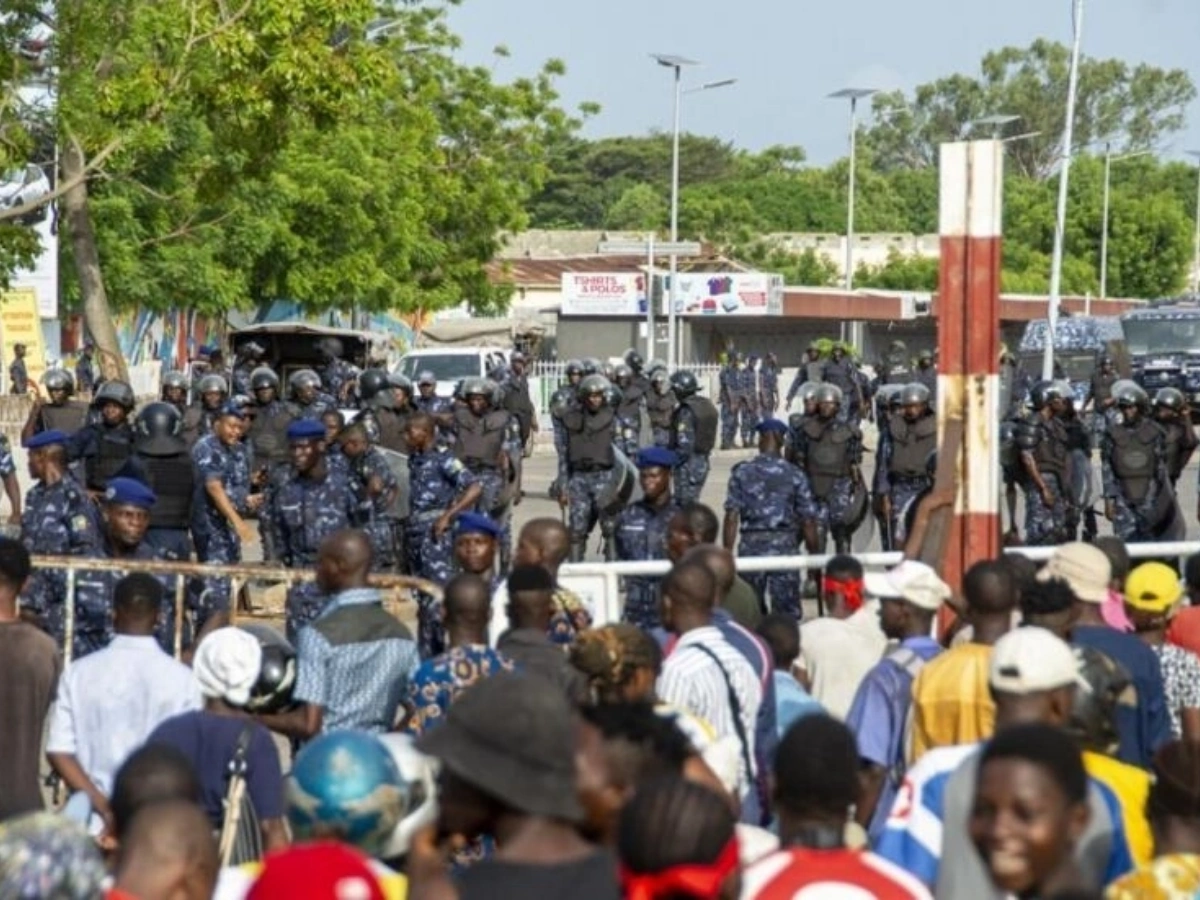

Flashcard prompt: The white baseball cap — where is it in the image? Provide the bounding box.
[863,560,951,612]
[989,626,1084,694]
[1036,542,1111,604]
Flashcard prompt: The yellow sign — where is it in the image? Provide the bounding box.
[0,288,47,392]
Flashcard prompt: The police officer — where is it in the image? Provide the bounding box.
[645,367,677,449]
[913,350,938,400]
[128,402,196,564]
[75,340,96,396]
[878,340,914,386]
[413,371,450,417]
[269,419,359,640]
[1102,382,1172,543]
[1153,387,1197,489]
[723,419,817,619]
[404,411,482,655]
[822,345,864,424]
[19,430,102,645]
[793,383,863,555]
[338,420,400,567]
[668,370,718,505]
[22,370,88,442]
[244,367,295,561]
[624,348,651,399]
[784,381,822,466]
[608,379,640,459]
[453,377,513,556]
[9,342,28,394]
[718,353,743,450]
[452,511,502,590]
[759,352,780,417]
[191,403,260,628]
[559,374,621,562]
[231,341,266,397]
[501,352,537,451]
[1083,353,1119,416]
[875,383,936,551]
[316,337,356,403]
[612,447,678,630]
[1015,380,1073,546]
[69,380,137,496]
[739,355,760,445]
[182,373,228,446]
[161,370,189,413]
[288,368,336,421]
[1060,387,1096,542]
[358,369,406,453]
[613,363,644,445]
[785,343,824,407]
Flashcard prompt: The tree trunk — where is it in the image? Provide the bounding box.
[61,142,128,384]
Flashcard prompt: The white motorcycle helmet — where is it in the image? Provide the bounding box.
[377,733,439,862]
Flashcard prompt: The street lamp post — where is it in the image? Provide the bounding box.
[829,87,878,349]
[969,114,1021,139]
[653,55,735,369]
[1189,150,1200,296]
[1100,144,1152,299]
[1045,0,1085,381]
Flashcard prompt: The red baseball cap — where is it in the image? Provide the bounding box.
[247,843,385,900]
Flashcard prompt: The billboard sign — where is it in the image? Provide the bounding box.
[665,272,784,316]
[560,272,647,317]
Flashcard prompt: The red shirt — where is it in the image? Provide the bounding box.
[1168,607,1200,658]
[741,847,932,899]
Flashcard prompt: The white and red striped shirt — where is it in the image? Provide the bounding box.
[741,846,933,899]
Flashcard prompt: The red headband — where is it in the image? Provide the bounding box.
[824,575,864,612]
[619,838,739,900]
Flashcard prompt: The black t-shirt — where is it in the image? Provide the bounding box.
[456,850,619,900]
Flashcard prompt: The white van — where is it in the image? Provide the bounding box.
[395,347,510,397]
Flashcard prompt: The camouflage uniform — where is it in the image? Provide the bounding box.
[269,464,358,640]
[718,363,739,449]
[670,403,712,505]
[874,412,936,548]
[191,432,255,625]
[725,453,815,619]
[1020,415,1073,546]
[70,540,176,659]
[613,497,678,629]
[320,358,357,402]
[759,362,779,417]
[347,445,400,566]
[289,394,337,422]
[407,447,477,656]
[736,364,759,445]
[793,415,862,551]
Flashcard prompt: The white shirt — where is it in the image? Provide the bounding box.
[47,634,202,796]
[798,602,888,720]
[658,626,763,798]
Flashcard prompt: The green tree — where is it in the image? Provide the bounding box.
[854,251,939,291]
[605,184,667,231]
[863,40,1196,180]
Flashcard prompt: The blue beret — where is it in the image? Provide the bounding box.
[217,401,246,420]
[635,447,677,469]
[104,477,156,510]
[23,429,69,449]
[755,418,789,434]
[455,512,501,538]
[286,420,327,442]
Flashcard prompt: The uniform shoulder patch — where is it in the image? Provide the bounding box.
[446,458,464,473]
[70,514,92,533]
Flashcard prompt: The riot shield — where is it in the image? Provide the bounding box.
[376,447,410,519]
[597,446,637,517]
[1068,449,1096,509]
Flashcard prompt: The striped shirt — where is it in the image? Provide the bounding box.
[658,626,763,798]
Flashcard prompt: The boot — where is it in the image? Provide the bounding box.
[569,539,587,563]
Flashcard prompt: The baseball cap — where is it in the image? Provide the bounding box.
[1037,542,1110,604]
[989,626,1085,694]
[247,843,385,900]
[863,561,950,612]
[1124,561,1184,613]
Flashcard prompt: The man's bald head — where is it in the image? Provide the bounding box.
[316,529,373,593]
[682,544,735,595]
[662,561,718,620]
[444,573,492,630]
[964,559,1017,617]
[519,518,571,569]
[113,800,218,900]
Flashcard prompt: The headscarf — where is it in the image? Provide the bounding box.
[193,627,262,706]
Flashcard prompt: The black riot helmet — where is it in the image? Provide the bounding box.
[94,380,135,410]
[161,370,189,392]
[564,359,585,379]
[289,368,322,393]
[43,369,74,396]
[814,383,843,408]
[1028,380,1063,411]
[250,366,280,394]
[1154,387,1187,413]
[462,377,493,399]
[580,357,602,377]
[623,348,644,373]
[613,363,633,385]
[135,402,183,440]
[645,359,667,376]
[237,623,298,714]
[577,374,610,400]
[316,336,344,360]
[197,374,228,397]
[358,368,390,402]
[650,370,672,397]
[898,382,931,408]
[604,382,624,409]
[1114,380,1148,411]
[669,370,699,399]
[797,381,821,408]
[387,373,414,398]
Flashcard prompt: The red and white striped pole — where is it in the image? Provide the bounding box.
[936,141,1003,593]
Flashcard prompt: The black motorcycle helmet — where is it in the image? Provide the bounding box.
[1154,387,1187,413]
[358,368,390,402]
[1113,380,1148,411]
[577,374,610,400]
[93,380,135,410]
[237,623,298,714]
[623,348,644,373]
[43,369,74,396]
[898,382,931,408]
[250,366,280,393]
[135,402,183,440]
[669,370,699,399]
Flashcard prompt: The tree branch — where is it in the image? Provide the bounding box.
[138,210,233,247]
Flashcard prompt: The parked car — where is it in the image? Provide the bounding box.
[0,164,50,224]
[395,347,510,397]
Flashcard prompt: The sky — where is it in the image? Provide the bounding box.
[446,0,1200,166]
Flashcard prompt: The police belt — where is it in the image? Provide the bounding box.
[408,509,445,522]
[463,459,499,473]
[740,525,798,534]
[570,462,613,474]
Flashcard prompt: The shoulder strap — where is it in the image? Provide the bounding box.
[688,644,756,792]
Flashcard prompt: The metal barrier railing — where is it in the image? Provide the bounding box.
[30,555,434,665]
[1006,541,1200,563]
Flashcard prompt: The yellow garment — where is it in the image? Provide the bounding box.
[232,861,407,900]
[909,643,994,762]
[1106,853,1200,899]
[1084,751,1154,867]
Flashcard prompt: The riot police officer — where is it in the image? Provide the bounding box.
[1153,387,1196,489]
[1083,353,1119,416]
[128,402,196,564]
[913,350,937,400]
[1102,382,1172,543]
[231,341,266,397]
[501,352,537,452]
[719,353,747,450]
[22,369,87,443]
[608,380,639,459]
[613,447,679,630]
[316,337,356,403]
[668,370,718,505]
[624,348,651,399]
[613,363,645,445]
[453,377,514,560]
[338,420,400,567]
[786,343,824,406]
[1015,380,1073,546]
[182,373,228,446]
[161,370,189,413]
[288,368,336,421]
[559,374,623,562]
[75,340,95,396]
[822,345,864,424]
[358,369,407,453]
[404,411,482,656]
[723,419,817,619]
[645,367,677,449]
[759,352,780,416]
[878,340,914,386]
[1059,386,1097,542]
[875,382,936,551]
[793,383,863,555]
[268,419,359,639]
[69,380,137,495]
